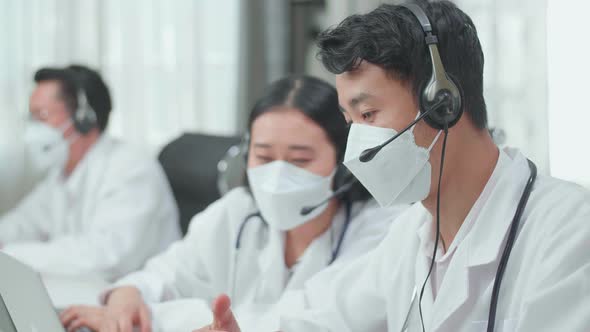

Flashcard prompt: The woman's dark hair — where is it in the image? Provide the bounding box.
[247,75,371,203]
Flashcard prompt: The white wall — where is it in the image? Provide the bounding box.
[0,0,241,156]
[547,0,590,188]
[0,0,242,212]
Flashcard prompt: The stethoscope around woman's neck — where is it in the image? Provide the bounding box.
[231,179,356,298]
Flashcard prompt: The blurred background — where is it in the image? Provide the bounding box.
[1,0,588,214]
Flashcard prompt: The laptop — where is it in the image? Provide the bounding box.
[0,293,17,332]
[0,252,65,332]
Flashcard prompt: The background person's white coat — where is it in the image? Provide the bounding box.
[0,135,181,282]
[105,187,406,331]
[0,114,43,215]
[280,148,590,332]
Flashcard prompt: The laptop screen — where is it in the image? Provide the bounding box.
[0,293,16,332]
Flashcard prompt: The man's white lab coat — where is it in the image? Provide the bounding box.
[280,148,590,332]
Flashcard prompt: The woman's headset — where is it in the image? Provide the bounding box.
[401,3,464,130]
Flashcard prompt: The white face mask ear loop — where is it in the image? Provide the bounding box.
[427,130,443,152]
[65,131,81,146]
[58,118,74,132]
[410,110,422,133]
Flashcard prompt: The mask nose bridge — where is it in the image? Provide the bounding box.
[259,161,289,190]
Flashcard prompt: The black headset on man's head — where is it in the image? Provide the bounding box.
[359,2,464,163]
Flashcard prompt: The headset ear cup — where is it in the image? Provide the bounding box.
[71,83,99,135]
[242,134,250,164]
[419,74,464,130]
[333,164,350,190]
[73,107,97,135]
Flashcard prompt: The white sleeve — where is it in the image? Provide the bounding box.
[516,198,590,331]
[334,201,406,264]
[102,190,241,304]
[103,239,195,304]
[278,230,393,332]
[2,162,178,281]
[0,180,51,245]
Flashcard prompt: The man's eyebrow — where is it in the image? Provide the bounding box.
[349,92,372,108]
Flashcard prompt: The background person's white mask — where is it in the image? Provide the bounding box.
[247,160,335,231]
[343,120,441,207]
[24,120,74,174]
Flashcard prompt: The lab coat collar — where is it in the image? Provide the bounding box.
[411,148,533,331]
[286,216,336,289]
[41,135,110,227]
[428,148,532,331]
[254,204,346,303]
[63,135,108,191]
[466,148,532,267]
[255,228,287,303]
[413,232,435,330]
[43,135,109,197]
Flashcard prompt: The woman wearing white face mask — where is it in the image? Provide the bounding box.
[60,75,408,332]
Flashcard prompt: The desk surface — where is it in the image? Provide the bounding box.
[42,274,109,309]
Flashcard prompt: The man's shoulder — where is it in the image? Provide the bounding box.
[93,136,163,175]
[75,137,170,195]
[378,203,426,251]
[523,174,590,239]
[529,175,590,215]
[98,136,154,162]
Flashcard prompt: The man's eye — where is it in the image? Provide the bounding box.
[362,111,376,122]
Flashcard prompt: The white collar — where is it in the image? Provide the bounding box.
[417,148,510,262]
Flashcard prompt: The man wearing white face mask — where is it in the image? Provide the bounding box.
[195,2,590,332]
[59,76,407,332]
[0,65,180,282]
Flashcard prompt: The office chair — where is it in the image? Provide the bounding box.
[158,133,245,235]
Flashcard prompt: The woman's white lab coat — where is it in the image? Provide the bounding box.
[280,148,590,332]
[107,187,406,330]
[0,136,180,281]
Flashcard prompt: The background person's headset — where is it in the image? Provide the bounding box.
[69,72,98,135]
